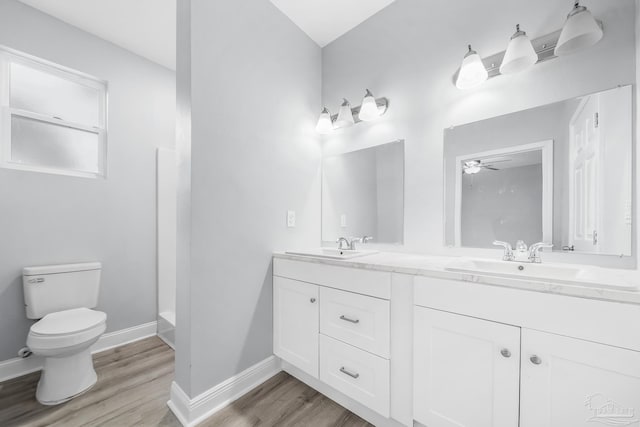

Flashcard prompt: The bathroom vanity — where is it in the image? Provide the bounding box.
[272,252,640,427]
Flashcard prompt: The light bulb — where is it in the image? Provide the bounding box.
[555,1,603,56]
[315,107,333,134]
[456,45,488,90]
[358,89,380,122]
[334,99,355,128]
[500,25,538,74]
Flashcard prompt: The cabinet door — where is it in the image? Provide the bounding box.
[273,277,319,378]
[521,329,640,427]
[414,307,520,427]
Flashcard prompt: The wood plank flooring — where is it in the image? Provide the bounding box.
[0,337,372,427]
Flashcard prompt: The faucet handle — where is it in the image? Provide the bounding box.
[362,236,373,243]
[528,242,553,263]
[493,240,514,261]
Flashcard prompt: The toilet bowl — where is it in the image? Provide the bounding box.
[22,262,106,405]
[27,307,107,405]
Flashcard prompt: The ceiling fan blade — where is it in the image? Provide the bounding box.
[484,167,500,170]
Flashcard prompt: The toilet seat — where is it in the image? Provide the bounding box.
[28,308,107,351]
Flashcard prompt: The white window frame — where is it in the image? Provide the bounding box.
[0,46,108,179]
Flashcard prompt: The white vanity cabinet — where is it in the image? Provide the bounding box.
[273,258,398,423]
[520,329,640,427]
[414,276,640,427]
[413,307,521,427]
[273,276,319,378]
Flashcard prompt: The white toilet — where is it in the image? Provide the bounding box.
[23,262,107,405]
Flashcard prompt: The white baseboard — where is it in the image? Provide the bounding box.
[168,356,281,427]
[0,321,158,383]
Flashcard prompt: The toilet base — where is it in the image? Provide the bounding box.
[36,347,98,405]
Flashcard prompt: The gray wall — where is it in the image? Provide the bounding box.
[0,1,175,361]
[322,0,636,267]
[176,0,321,397]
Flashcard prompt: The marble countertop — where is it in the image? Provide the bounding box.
[273,251,640,305]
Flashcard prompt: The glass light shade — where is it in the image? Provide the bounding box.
[554,3,603,56]
[499,26,538,74]
[456,45,488,90]
[334,99,355,128]
[463,162,482,174]
[358,90,380,122]
[315,108,333,134]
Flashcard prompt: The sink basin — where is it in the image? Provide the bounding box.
[445,258,639,291]
[285,248,378,260]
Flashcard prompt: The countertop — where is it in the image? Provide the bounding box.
[273,251,640,305]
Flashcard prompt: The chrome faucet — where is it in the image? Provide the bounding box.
[336,236,373,251]
[493,241,514,261]
[494,240,553,263]
[336,237,351,250]
[528,242,554,263]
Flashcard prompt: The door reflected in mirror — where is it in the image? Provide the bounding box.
[444,85,632,256]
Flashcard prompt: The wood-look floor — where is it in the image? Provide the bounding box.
[0,337,372,427]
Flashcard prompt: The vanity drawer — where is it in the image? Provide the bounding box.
[274,258,391,300]
[319,334,390,417]
[320,287,390,358]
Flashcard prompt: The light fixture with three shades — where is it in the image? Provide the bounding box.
[455,1,604,90]
[315,89,389,134]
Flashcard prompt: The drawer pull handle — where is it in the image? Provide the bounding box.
[310,298,316,303]
[339,367,360,379]
[500,348,511,358]
[530,355,542,365]
[340,315,360,324]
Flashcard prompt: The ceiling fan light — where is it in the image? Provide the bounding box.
[500,25,538,74]
[555,1,603,56]
[456,45,488,90]
[464,165,482,174]
[334,99,355,128]
[315,107,334,134]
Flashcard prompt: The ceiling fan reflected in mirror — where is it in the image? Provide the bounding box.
[462,157,512,174]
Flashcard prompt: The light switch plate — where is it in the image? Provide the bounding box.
[340,214,347,228]
[287,210,296,228]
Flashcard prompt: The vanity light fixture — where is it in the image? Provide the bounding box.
[315,107,334,134]
[316,91,389,134]
[455,45,488,90]
[500,25,538,74]
[334,98,355,128]
[555,1,603,56]
[454,2,604,89]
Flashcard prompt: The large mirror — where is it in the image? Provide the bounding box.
[444,85,632,256]
[322,140,404,245]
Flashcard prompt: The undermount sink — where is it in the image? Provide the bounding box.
[445,258,639,291]
[285,248,378,260]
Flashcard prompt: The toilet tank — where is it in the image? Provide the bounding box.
[23,262,102,319]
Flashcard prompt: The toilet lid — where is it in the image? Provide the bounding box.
[31,308,106,336]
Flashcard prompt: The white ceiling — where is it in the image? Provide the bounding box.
[18,0,176,70]
[270,0,397,47]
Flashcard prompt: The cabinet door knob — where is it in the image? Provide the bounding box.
[530,355,542,365]
[500,348,511,358]
[310,298,316,303]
